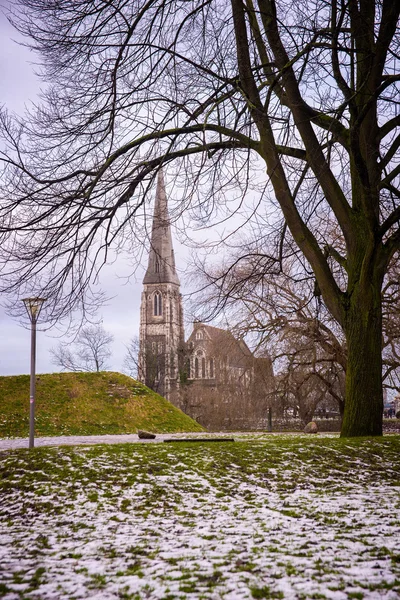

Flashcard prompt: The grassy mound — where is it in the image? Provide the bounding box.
[0,371,204,438]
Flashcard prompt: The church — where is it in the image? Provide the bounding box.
[138,171,275,429]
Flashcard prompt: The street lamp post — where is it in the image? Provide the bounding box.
[22,297,46,449]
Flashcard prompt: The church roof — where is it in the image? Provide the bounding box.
[188,322,253,359]
[188,322,274,376]
[143,170,180,286]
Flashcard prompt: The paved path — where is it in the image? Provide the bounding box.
[0,432,253,451]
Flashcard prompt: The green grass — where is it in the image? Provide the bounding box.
[1,436,400,599]
[1,436,399,504]
[0,371,204,437]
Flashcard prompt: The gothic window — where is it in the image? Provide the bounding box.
[202,357,206,378]
[154,292,162,316]
[195,357,199,378]
[196,330,203,340]
[209,358,214,378]
[155,258,160,273]
[157,342,163,354]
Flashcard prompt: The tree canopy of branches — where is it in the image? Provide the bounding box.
[192,234,400,418]
[51,325,114,372]
[0,0,399,437]
[191,246,347,412]
[192,233,400,400]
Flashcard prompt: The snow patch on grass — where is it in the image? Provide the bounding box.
[0,436,399,599]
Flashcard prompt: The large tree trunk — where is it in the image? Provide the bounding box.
[341,281,383,437]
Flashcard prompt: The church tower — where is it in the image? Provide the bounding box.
[138,171,184,400]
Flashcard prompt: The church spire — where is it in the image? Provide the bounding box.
[143,170,180,286]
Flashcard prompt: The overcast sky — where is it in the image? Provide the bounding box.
[0,11,192,377]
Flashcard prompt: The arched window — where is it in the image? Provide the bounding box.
[155,258,160,273]
[195,357,199,378]
[202,357,206,378]
[209,358,214,378]
[154,292,162,316]
[196,330,203,340]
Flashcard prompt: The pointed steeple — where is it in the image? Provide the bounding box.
[143,170,180,285]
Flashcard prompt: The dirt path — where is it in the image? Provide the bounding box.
[0,431,263,451]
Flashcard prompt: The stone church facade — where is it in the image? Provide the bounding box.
[138,171,185,399]
[139,172,275,429]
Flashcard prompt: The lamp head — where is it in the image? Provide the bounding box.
[22,297,47,323]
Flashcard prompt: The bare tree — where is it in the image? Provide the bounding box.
[51,325,114,372]
[123,335,164,393]
[276,364,342,426]
[192,236,400,417]
[275,336,346,423]
[191,245,347,415]
[194,226,400,406]
[0,1,399,436]
[123,337,140,379]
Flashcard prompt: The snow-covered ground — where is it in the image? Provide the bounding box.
[0,435,399,599]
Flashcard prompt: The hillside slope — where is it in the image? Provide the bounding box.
[0,371,204,438]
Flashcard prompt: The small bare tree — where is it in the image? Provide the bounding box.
[123,337,140,379]
[51,325,113,372]
[123,336,166,394]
